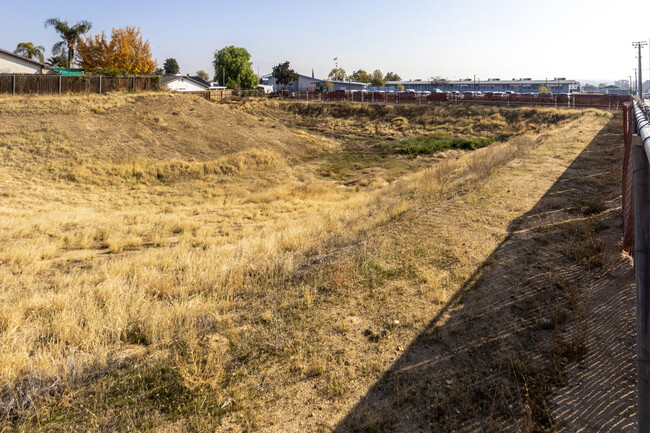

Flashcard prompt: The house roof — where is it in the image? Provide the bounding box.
[262,73,323,83]
[0,47,51,69]
[328,80,369,86]
[160,75,209,89]
[188,75,211,87]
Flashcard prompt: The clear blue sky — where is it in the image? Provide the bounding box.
[2,0,649,83]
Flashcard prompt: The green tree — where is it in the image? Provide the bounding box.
[371,69,387,87]
[196,70,209,81]
[153,68,164,75]
[385,72,401,81]
[14,42,45,63]
[163,58,179,75]
[272,61,299,89]
[44,18,92,68]
[328,68,347,81]
[350,69,371,83]
[396,84,405,91]
[212,46,257,89]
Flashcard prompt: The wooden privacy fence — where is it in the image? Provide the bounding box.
[276,90,630,110]
[0,74,161,95]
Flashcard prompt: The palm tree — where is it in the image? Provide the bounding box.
[14,42,45,63]
[46,56,66,68]
[44,17,92,68]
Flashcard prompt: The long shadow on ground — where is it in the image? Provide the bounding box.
[333,117,636,432]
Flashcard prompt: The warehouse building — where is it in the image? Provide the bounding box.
[386,78,580,94]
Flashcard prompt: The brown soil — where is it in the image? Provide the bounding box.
[328,115,635,432]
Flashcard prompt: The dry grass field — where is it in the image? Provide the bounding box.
[0,93,618,432]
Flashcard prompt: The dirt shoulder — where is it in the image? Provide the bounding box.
[328,113,632,432]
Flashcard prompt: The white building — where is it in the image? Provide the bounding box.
[260,73,370,92]
[261,73,323,91]
[161,75,210,92]
[0,48,51,74]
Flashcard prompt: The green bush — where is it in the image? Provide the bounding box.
[394,131,494,156]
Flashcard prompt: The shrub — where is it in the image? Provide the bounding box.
[394,133,494,156]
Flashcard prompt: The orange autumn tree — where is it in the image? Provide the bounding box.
[77,26,156,75]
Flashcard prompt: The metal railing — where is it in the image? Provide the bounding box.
[627,98,650,432]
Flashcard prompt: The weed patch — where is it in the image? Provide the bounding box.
[394,132,495,156]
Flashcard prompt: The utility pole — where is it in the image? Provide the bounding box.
[633,41,647,96]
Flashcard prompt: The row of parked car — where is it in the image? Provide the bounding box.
[275,90,630,108]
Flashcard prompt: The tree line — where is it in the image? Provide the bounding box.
[13,19,258,88]
[13,20,400,90]
[271,61,401,89]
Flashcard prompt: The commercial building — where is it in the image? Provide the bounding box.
[386,78,580,94]
[260,73,369,92]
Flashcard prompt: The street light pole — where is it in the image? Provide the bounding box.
[633,41,647,96]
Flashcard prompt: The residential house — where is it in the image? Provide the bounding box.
[0,48,52,74]
[161,75,210,92]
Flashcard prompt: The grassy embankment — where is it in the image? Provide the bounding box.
[0,93,610,431]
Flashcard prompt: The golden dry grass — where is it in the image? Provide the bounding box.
[0,93,614,431]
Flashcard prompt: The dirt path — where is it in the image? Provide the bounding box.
[548,127,636,431]
[332,114,635,431]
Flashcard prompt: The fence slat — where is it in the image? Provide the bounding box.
[0,74,160,95]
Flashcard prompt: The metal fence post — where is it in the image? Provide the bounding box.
[58,75,62,94]
[99,76,102,94]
